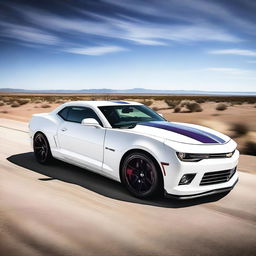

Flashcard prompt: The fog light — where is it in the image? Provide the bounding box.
[179,173,196,185]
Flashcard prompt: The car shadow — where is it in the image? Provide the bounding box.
[7,152,229,208]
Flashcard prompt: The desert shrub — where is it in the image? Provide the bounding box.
[232,101,242,106]
[41,104,51,108]
[34,100,42,104]
[180,100,190,107]
[11,101,20,107]
[243,141,256,156]
[55,99,65,104]
[17,98,30,105]
[186,102,203,112]
[0,101,4,106]
[195,98,206,104]
[216,103,227,111]
[142,100,153,106]
[0,110,8,113]
[2,97,11,103]
[174,106,181,113]
[230,123,249,137]
[165,99,180,109]
[152,107,159,111]
[138,100,153,106]
[3,97,13,105]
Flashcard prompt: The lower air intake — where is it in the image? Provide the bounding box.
[200,167,236,186]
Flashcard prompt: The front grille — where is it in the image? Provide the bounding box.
[200,167,236,186]
[207,152,234,159]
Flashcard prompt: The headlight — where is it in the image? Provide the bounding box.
[176,151,235,162]
[177,152,209,162]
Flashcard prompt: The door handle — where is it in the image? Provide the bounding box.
[61,127,67,132]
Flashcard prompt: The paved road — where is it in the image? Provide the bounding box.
[0,119,255,256]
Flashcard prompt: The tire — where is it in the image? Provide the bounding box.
[121,152,163,199]
[33,132,53,164]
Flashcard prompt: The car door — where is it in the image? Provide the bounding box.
[57,106,106,172]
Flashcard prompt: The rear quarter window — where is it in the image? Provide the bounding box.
[58,107,69,120]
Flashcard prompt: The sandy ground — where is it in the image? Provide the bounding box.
[0,101,255,149]
[0,101,255,130]
[0,119,256,256]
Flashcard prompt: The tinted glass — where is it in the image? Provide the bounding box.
[60,107,103,126]
[99,105,165,128]
[58,107,69,120]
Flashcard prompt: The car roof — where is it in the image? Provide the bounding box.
[61,100,143,107]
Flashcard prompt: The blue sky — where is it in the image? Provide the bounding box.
[0,0,256,91]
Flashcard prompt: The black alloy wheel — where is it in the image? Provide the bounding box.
[121,152,163,198]
[33,133,53,164]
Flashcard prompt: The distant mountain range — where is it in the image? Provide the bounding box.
[0,88,255,96]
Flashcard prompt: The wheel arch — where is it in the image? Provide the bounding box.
[119,148,164,186]
[32,130,54,150]
[33,130,45,138]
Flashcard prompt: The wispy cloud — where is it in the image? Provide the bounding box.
[104,0,256,34]
[209,49,256,57]
[205,67,254,75]
[64,46,127,56]
[5,3,240,49]
[0,0,254,59]
[0,21,59,45]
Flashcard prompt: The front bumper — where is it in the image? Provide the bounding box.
[165,178,238,199]
[163,149,239,198]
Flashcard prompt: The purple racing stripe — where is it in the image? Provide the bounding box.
[139,121,225,144]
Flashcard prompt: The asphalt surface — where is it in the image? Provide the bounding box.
[0,119,255,256]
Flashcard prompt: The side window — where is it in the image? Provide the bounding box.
[58,107,69,120]
[66,107,103,126]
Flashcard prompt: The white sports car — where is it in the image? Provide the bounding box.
[29,100,239,199]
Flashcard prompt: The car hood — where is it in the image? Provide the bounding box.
[131,121,230,145]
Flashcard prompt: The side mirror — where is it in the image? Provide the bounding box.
[81,118,101,128]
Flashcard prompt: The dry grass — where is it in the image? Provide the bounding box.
[170,100,203,113]
[11,101,20,108]
[143,100,153,106]
[185,102,203,112]
[165,99,180,109]
[41,104,51,108]
[138,99,153,106]
[195,98,206,104]
[243,141,256,156]
[216,103,228,111]
[1,93,256,157]
[0,93,255,105]
[174,106,181,113]
[17,98,30,105]
[55,99,66,104]
[230,123,249,137]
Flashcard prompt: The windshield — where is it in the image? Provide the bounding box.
[98,105,165,128]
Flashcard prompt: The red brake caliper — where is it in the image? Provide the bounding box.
[126,168,133,179]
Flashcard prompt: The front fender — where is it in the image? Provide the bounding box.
[102,128,173,182]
